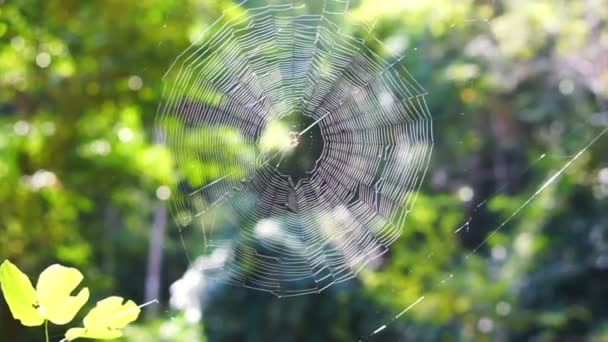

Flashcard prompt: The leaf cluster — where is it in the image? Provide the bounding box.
[0,260,142,342]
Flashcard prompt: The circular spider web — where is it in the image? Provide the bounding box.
[157,0,433,297]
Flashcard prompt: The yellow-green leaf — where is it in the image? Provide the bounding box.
[0,260,44,326]
[36,264,89,325]
[65,296,141,341]
[65,328,122,341]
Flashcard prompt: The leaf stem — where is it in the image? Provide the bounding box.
[44,320,49,342]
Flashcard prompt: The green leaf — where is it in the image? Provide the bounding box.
[0,260,45,326]
[36,264,89,325]
[65,296,141,341]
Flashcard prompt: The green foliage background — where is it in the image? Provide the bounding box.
[1,0,607,341]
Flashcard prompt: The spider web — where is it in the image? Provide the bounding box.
[157,0,433,297]
[157,0,608,338]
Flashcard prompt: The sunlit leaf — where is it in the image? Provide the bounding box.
[65,296,141,340]
[0,260,44,326]
[36,264,89,325]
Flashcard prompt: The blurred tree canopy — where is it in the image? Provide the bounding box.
[1,0,607,341]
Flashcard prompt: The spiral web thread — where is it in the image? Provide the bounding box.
[158,0,433,297]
